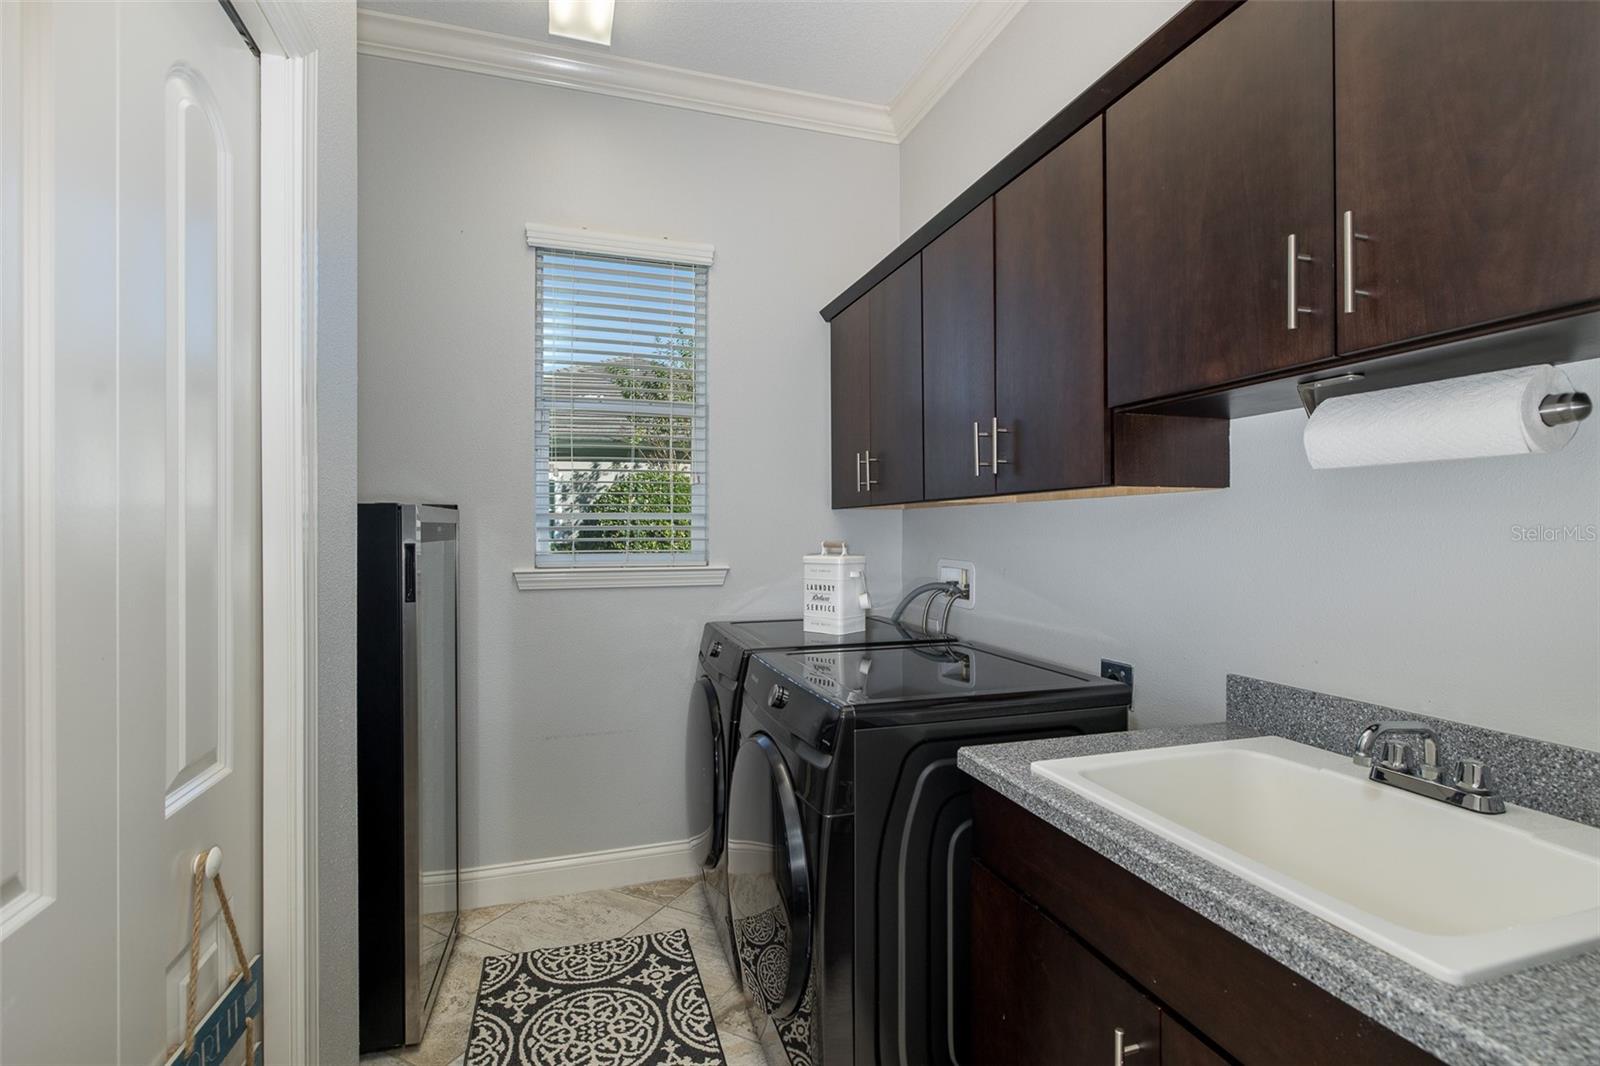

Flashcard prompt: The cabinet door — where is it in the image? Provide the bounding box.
[996,116,1107,492]
[922,201,995,501]
[1107,1,1334,407]
[829,296,871,509]
[867,256,924,505]
[1162,1014,1234,1066]
[1335,2,1600,355]
[971,863,1160,1065]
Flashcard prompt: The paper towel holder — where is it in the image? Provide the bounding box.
[1540,392,1594,426]
[1296,373,1366,416]
[1296,369,1591,426]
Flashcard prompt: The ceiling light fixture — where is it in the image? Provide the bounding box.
[548,0,615,46]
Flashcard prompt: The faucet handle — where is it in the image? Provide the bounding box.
[1378,739,1417,773]
[1455,758,1496,794]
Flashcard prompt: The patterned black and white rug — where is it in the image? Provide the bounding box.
[466,928,727,1066]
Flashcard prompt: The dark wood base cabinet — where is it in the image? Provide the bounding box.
[971,786,1441,1066]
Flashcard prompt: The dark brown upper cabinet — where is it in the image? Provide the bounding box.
[1334,1,1600,356]
[922,201,996,501]
[867,256,925,504]
[921,119,1108,502]
[830,258,925,509]
[1107,1,1335,408]
[996,117,1108,493]
[829,296,871,509]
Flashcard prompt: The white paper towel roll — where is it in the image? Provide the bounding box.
[1303,365,1581,469]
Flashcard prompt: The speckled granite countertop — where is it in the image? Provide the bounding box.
[958,725,1600,1066]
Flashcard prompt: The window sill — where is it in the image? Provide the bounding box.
[513,565,730,591]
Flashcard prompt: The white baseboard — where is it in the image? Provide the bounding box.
[424,833,710,913]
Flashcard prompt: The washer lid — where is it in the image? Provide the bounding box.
[755,643,1129,714]
[710,616,952,652]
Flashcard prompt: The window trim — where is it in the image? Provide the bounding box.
[526,223,717,578]
[513,564,730,591]
[525,223,714,266]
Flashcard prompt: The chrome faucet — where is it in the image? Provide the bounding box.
[1353,721,1506,815]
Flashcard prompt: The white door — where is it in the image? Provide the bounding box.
[1,3,262,1062]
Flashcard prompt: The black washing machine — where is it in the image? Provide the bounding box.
[689,619,953,970]
[725,643,1129,1066]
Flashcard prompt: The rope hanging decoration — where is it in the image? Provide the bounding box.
[166,846,262,1066]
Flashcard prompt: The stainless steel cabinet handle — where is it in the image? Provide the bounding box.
[863,450,879,490]
[991,416,1010,471]
[974,421,992,474]
[854,451,863,493]
[1342,210,1372,314]
[1113,1027,1145,1064]
[1287,234,1313,330]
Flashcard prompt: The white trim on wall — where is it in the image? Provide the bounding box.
[525,223,715,266]
[452,834,710,911]
[357,9,899,143]
[513,565,730,591]
[888,0,1028,138]
[250,1,321,1061]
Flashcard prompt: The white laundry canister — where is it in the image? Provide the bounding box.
[803,541,871,634]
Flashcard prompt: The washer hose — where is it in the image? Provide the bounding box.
[890,580,966,630]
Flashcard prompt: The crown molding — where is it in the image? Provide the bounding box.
[889,0,1027,139]
[357,9,899,143]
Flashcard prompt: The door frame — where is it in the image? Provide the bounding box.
[231,2,322,1060]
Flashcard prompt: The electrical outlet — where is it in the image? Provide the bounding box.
[1101,659,1134,688]
[936,559,975,609]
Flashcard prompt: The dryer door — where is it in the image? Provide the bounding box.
[728,731,812,1020]
[691,674,726,867]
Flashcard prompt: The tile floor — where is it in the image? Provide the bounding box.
[359,877,768,1066]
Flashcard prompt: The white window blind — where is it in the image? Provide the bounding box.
[534,244,709,567]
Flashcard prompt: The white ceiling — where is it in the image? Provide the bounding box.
[358,0,978,104]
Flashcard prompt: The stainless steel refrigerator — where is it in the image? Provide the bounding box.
[358,503,459,1051]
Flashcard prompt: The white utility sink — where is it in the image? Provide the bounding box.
[1032,736,1600,985]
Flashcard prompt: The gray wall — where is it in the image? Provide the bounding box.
[306,2,362,1060]
[899,0,1183,236]
[897,2,1600,751]
[357,56,903,870]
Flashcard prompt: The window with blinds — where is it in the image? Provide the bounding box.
[534,245,709,567]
